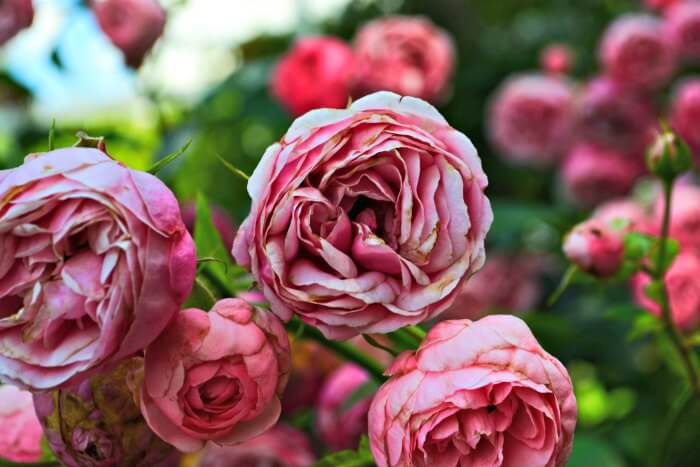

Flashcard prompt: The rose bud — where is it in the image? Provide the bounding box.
[197,424,315,467]
[0,385,43,463]
[665,2,700,63]
[632,251,700,330]
[593,197,649,231]
[646,130,693,180]
[650,184,700,249]
[33,357,174,467]
[271,36,355,117]
[181,201,237,250]
[0,0,33,46]
[232,91,492,339]
[671,79,700,160]
[282,340,339,414]
[540,43,574,75]
[93,0,166,68]
[368,315,577,467]
[599,14,676,90]
[563,218,626,277]
[0,147,195,390]
[140,298,291,452]
[353,16,455,103]
[488,73,575,166]
[317,364,371,451]
[561,142,645,206]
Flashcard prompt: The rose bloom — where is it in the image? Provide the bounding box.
[0,0,33,45]
[599,14,676,89]
[197,424,315,467]
[353,16,455,103]
[665,2,700,63]
[0,147,195,390]
[140,298,291,452]
[233,91,492,339]
[540,44,574,75]
[563,218,626,278]
[650,184,700,249]
[488,74,575,166]
[93,0,166,68]
[671,79,700,159]
[181,201,237,250]
[317,364,372,451]
[271,36,355,117]
[593,197,648,231]
[0,385,43,463]
[368,315,577,467]
[633,251,700,331]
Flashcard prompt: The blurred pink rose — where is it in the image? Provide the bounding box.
[368,315,577,467]
[633,251,700,330]
[0,0,33,45]
[563,218,625,277]
[665,2,700,63]
[233,91,492,339]
[271,36,355,117]
[93,0,166,68]
[600,14,676,89]
[0,385,43,463]
[0,148,195,390]
[197,424,315,467]
[489,74,575,166]
[282,339,339,414]
[181,202,237,250]
[650,184,700,249]
[540,44,574,75]
[671,79,700,159]
[141,298,291,452]
[317,364,371,451]
[353,16,455,103]
[645,0,683,12]
[593,198,649,231]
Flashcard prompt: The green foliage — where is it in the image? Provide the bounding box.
[312,436,376,467]
[147,139,191,174]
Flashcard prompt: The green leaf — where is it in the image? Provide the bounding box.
[623,231,655,262]
[605,304,644,322]
[340,379,379,413]
[48,119,55,151]
[311,435,376,466]
[148,140,191,174]
[216,153,250,181]
[627,313,662,341]
[649,237,680,273]
[644,280,664,306]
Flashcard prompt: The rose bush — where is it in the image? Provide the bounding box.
[0,385,43,463]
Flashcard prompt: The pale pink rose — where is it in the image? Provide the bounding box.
[181,202,237,250]
[93,0,165,68]
[317,364,371,451]
[600,14,676,89]
[650,184,700,249]
[197,424,315,467]
[593,198,649,231]
[632,251,700,330]
[368,315,577,467]
[0,148,195,390]
[563,218,625,277]
[665,2,700,63]
[0,385,43,463]
[0,0,33,46]
[488,74,575,166]
[232,91,492,339]
[540,44,574,75]
[271,36,355,117]
[140,298,291,452]
[670,79,700,159]
[353,16,455,104]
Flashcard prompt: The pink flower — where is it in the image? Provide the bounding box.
[670,79,700,159]
[197,424,315,467]
[0,148,195,390]
[0,0,33,46]
[600,14,676,89]
[353,16,455,104]
[271,36,355,117]
[0,385,43,463]
[140,298,291,452]
[540,44,574,75]
[563,218,626,277]
[317,364,371,451]
[488,74,575,166]
[593,198,649,231]
[665,2,700,63]
[650,184,700,249]
[633,251,700,330]
[282,340,339,414]
[368,315,577,467]
[232,91,492,339]
[645,0,683,12]
[93,0,166,68]
[181,202,237,250]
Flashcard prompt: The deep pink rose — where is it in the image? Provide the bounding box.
[593,198,649,231]
[0,0,33,45]
[488,74,575,166]
[93,0,165,68]
[665,2,700,63]
[563,218,626,277]
[197,424,315,467]
[317,364,371,451]
[540,44,574,75]
[0,385,43,463]
[232,91,492,339]
[353,16,455,104]
[140,298,291,452]
[671,79,700,159]
[561,142,644,206]
[650,184,700,249]
[368,315,577,467]
[633,251,700,330]
[181,202,237,250]
[0,148,195,390]
[271,36,355,117]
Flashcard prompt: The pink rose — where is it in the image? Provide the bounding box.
[283,339,339,414]
[650,184,700,249]
[0,148,195,390]
[368,315,577,467]
[197,424,315,467]
[0,385,43,463]
[645,0,683,12]
[600,14,676,89]
[665,2,700,63]
[181,202,237,250]
[317,364,371,451]
[488,74,575,166]
[540,44,574,75]
[0,0,33,46]
[353,16,455,103]
[632,251,700,330]
[93,0,166,68]
[593,198,649,231]
[671,79,700,159]
[271,36,355,117]
[232,91,492,339]
[140,298,291,452]
[563,218,626,277]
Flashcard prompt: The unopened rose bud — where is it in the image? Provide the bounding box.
[646,130,693,181]
[563,218,625,277]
